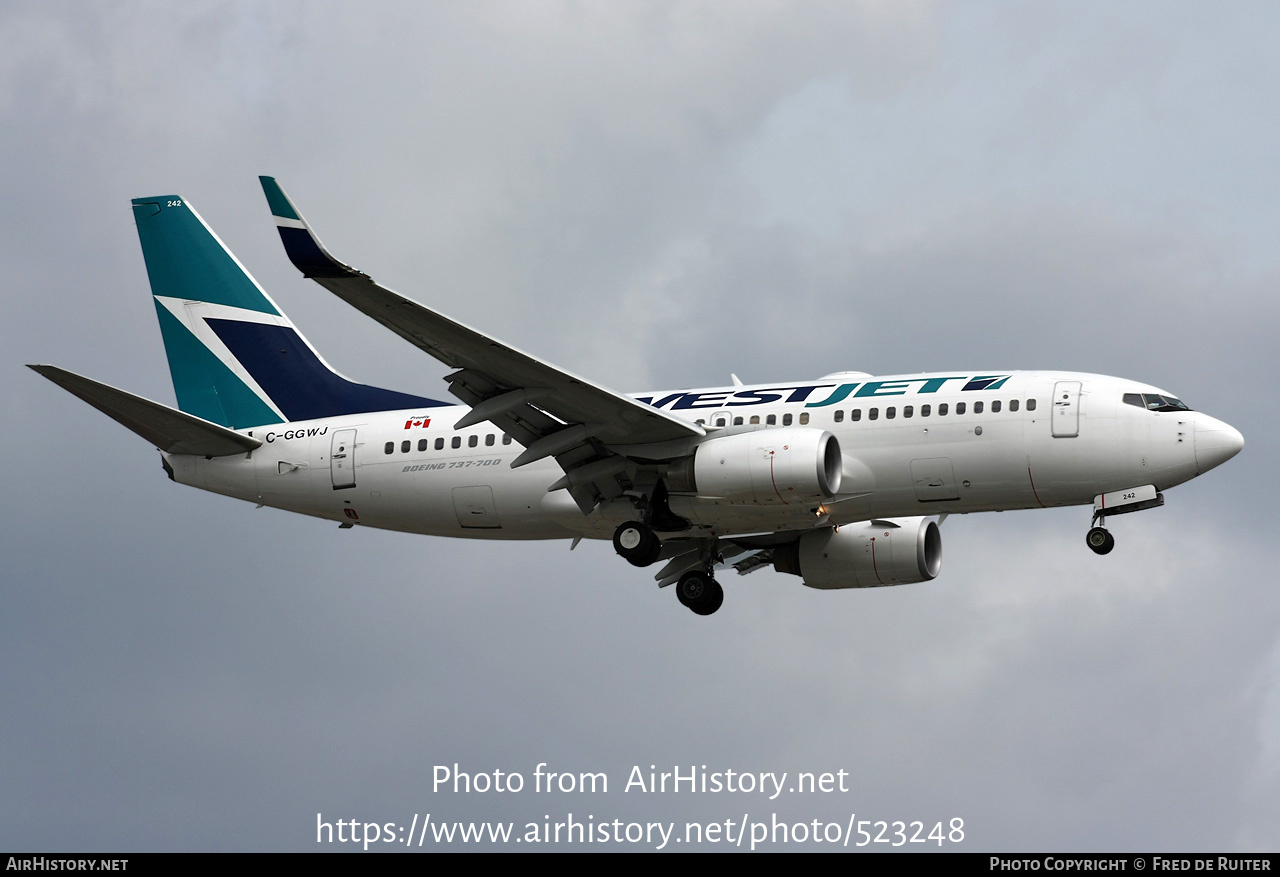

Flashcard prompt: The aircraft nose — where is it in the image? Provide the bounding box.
[1194,414,1244,474]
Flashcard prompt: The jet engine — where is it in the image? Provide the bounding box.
[773,517,942,589]
[667,428,842,504]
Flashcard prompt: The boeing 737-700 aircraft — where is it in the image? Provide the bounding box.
[31,178,1244,615]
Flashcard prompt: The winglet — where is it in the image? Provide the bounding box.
[258,176,360,280]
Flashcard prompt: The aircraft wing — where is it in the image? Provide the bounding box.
[29,365,262,457]
[259,177,705,511]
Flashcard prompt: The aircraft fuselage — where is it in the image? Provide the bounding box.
[166,370,1236,542]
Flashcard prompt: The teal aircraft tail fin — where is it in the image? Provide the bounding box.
[131,195,446,429]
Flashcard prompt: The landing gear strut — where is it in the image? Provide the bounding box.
[1085,487,1164,556]
[613,520,661,567]
[676,570,724,616]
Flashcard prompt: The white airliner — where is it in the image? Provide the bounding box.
[31,178,1244,615]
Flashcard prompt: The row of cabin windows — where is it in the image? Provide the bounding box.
[384,433,514,455]
[381,396,1044,454]
[834,398,1037,422]
[698,398,1038,428]
[698,412,809,427]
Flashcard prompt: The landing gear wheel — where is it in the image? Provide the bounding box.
[613,521,661,567]
[1086,526,1115,555]
[695,580,724,616]
[676,571,724,616]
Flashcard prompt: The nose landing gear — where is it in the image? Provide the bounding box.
[1084,485,1165,556]
[1086,526,1115,555]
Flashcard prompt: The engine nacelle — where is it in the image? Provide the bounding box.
[774,517,942,589]
[671,428,842,504]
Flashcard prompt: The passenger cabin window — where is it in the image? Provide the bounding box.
[904,405,913,418]
[886,407,896,419]
[1027,399,1037,411]
[992,400,1001,413]
[869,408,879,421]
[502,435,512,445]
[485,434,495,446]
[938,403,949,416]
[733,416,743,425]
[1010,399,1019,412]
[921,404,930,417]
[418,439,428,451]
[851,410,862,422]
[750,415,760,425]
[783,414,793,426]
[798,412,809,425]
[956,402,966,415]
[833,410,844,423]
[974,401,983,414]
[435,437,444,450]
[384,442,394,455]
[401,440,410,453]
[766,414,777,425]
[468,435,478,447]
[451,436,461,449]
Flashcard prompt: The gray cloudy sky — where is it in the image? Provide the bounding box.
[3,1,1277,852]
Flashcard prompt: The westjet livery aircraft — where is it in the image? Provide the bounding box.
[31,178,1245,615]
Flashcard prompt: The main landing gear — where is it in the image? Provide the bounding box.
[613,520,661,567]
[612,515,723,616]
[676,569,724,616]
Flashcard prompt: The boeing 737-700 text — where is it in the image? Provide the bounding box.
[30,178,1245,615]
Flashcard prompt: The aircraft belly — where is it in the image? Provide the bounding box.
[831,418,1043,518]
[1026,415,1129,505]
[666,496,832,534]
[179,452,258,503]
[335,455,573,539]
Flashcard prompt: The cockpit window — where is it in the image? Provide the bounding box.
[1127,392,1191,413]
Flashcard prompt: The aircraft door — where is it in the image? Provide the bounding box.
[705,409,732,428]
[1052,381,1082,438]
[330,429,357,490]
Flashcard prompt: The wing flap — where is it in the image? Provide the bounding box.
[29,365,262,457]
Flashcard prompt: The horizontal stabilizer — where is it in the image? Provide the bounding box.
[28,365,262,456]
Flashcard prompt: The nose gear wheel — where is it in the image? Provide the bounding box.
[1086,526,1115,555]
